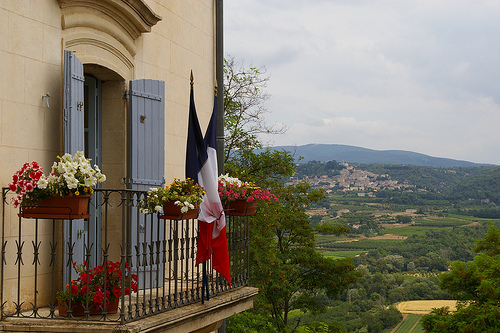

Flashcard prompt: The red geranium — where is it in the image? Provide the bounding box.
[57,260,138,308]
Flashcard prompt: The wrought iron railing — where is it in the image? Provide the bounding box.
[0,188,249,324]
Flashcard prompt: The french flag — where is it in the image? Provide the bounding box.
[186,85,231,285]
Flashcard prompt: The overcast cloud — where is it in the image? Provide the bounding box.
[224,0,500,165]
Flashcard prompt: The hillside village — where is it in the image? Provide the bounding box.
[287,162,416,195]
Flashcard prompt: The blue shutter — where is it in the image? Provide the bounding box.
[62,51,86,282]
[128,79,165,288]
[63,50,85,154]
[129,79,165,188]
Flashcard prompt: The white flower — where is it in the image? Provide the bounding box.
[84,177,97,187]
[219,173,244,186]
[180,206,188,213]
[80,163,93,175]
[74,151,84,160]
[174,200,182,207]
[65,175,79,189]
[37,176,48,190]
[154,205,162,212]
[47,174,58,183]
[60,161,76,174]
[97,173,106,183]
[60,153,72,162]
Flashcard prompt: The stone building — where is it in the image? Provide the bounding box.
[0,1,256,332]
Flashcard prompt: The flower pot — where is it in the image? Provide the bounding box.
[159,200,199,220]
[20,195,91,219]
[58,298,119,316]
[225,199,257,216]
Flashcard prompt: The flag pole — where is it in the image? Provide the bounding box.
[191,70,210,304]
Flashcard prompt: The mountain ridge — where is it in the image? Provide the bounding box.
[268,143,492,167]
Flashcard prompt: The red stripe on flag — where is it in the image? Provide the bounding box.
[211,225,231,285]
[196,220,212,265]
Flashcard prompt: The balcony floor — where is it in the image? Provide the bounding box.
[0,286,258,333]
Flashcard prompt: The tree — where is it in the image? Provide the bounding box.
[223,55,287,162]
[421,223,500,333]
[223,56,358,332]
[396,215,412,224]
[249,181,360,331]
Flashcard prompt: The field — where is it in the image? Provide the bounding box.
[319,250,367,259]
[382,226,445,236]
[319,238,404,250]
[387,301,456,333]
[413,218,470,227]
[316,213,485,255]
[396,300,457,314]
[392,314,421,333]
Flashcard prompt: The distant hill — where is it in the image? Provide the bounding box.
[269,144,491,167]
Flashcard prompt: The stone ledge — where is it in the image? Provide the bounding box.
[0,287,258,333]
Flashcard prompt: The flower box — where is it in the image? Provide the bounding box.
[56,261,137,316]
[225,199,257,216]
[140,178,205,217]
[218,174,277,216]
[58,298,118,316]
[159,200,199,220]
[19,195,91,219]
[9,152,106,218]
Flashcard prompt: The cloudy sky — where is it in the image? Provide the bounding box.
[224,0,500,165]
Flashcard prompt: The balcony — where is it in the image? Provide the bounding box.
[0,188,257,332]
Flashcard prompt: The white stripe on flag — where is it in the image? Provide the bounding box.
[198,146,225,238]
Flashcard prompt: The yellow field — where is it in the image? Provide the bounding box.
[396,300,457,314]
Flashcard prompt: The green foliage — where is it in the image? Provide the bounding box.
[361,306,402,333]
[296,321,346,333]
[227,311,279,333]
[225,148,296,187]
[421,224,500,332]
[296,160,346,178]
[334,212,382,236]
[315,224,350,235]
[225,144,359,332]
[249,182,361,331]
[396,215,412,224]
[358,164,494,192]
[444,167,500,204]
[291,300,402,333]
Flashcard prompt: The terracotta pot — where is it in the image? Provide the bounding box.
[20,195,91,219]
[158,200,199,220]
[58,298,119,316]
[225,199,257,216]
